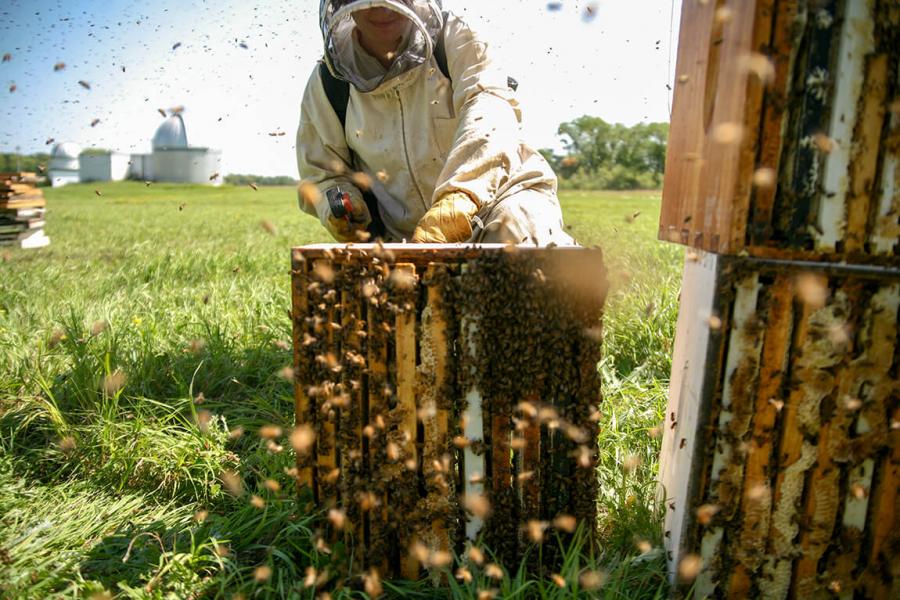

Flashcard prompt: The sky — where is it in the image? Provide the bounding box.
[0,0,681,177]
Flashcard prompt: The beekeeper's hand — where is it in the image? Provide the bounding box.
[312,187,372,243]
[411,191,480,243]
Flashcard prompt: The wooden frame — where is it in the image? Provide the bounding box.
[291,244,607,577]
[659,252,900,598]
[660,0,899,265]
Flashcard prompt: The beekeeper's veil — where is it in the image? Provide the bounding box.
[320,0,444,93]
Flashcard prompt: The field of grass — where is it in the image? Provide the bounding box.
[0,183,683,599]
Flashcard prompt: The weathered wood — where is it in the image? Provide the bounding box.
[660,0,899,265]
[418,263,453,565]
[340,285,366,566]
[290,244,607,579]
[393,263,420,580]
[314,259,339,511]
[367,272,389,574]
[727,274,794,596]
[291,250,314,493]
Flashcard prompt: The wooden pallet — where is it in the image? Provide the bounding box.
[291,244,607,577]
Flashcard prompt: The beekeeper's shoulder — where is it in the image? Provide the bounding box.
[442,11,488,57]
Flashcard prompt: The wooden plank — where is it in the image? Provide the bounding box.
[459,263,486,541]
[393,263,420,580]
[727,274,794,596]
[340,284,366,567]
[758,298,814,597]
[659,0,772,254]
[292,243,604,266]
[856,283,900,599]
[419,263,453,560]
[314,259,338,510]
[367,283,389,574]
[793,285,859,597]
[818,0,876,251]
[517,395,541,531]
[748,0,800,242]
[291,250,315,493]
[843,54,889,253]
[658,251,722,584]
[696,272,764,597]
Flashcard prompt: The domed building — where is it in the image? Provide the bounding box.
[143,113,222,185]
[48,142,82,187]
[78,111,223,185]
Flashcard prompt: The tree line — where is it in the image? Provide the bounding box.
[3,117,668,190]
[540,117,668,190]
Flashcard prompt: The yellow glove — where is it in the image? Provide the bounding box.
[412,191,479,243]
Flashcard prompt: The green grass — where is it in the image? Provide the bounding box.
[0,183,683,598]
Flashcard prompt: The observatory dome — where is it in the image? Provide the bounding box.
[152,114,188,150]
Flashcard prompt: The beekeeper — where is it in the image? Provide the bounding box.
[297,0,574,245]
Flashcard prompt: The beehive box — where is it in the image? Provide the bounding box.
[290,244,607,577]
[659,252,899,598]
[660,0,899,263]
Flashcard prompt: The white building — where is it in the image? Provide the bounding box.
[134,113,222,185]
[58,112,222,186]
[48,142,82,187]
[79,152,132,182]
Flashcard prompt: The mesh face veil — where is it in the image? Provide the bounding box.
[319,0,444,93]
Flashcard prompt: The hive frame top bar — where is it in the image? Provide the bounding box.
[292,243,604,266]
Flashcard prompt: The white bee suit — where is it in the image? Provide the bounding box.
[297,0,575,245]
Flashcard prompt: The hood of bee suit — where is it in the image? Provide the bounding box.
[320,0,444,93]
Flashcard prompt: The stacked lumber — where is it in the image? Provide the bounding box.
[0,172,49,249]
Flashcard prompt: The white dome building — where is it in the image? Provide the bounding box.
[152,114,188,150]
[131,112,222,185]
[48,142,82,187]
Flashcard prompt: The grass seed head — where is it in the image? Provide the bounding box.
[222,470,243,496]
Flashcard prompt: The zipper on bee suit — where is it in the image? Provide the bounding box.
[396,89,428,210]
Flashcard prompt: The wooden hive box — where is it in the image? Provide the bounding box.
[659,253,899,598]
[290,244,607,577]
[660,0,899,264]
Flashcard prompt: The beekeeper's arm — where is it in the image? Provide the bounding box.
[412,14,525,243]
[297,67,371,242]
